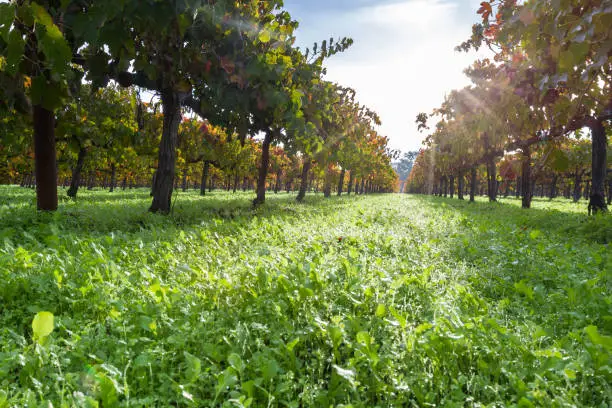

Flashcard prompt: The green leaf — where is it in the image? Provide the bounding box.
[177,13,190,37]
[6,29,25,76]
[37,28,72,74]
[568,42,589,65]
[585,325,612,350]
[356,331,371,345]
[286,338,300,352]
[389,306,407,329]
[529,229,541,240]
[216,368,238,396]
[262,359,279,380]
[32,311,54,342]
[550,149,570,172]
[514,280,534,300]
[564,369,576,380]
[329,325,343,348]
[558,50,574,71]
[228,353,244,373]
[30,75,66,110]
[0,3,14,43]
[99,373,120,407]
[291,89,304,111]
[415,322,433,335]
[31,3,72,75]
[184,351,202,382]
[486,318,507,334]
[30,3,54,28]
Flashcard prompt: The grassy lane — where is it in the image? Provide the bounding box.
[0,186,610,407]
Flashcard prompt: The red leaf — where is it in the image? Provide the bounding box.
[477,2,492,20]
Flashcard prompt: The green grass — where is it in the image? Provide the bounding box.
[0,186,610,407]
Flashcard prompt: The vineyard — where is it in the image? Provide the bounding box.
[0,0,611,406]
[409,0,612,214]
[0,0,397,214]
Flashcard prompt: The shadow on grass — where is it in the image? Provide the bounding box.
[402,194,611,336]
[0,186,373,238]
[410,194,611,245]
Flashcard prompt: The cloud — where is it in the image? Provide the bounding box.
[285,0,489,153]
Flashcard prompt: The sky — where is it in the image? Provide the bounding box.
[283,0,490,154]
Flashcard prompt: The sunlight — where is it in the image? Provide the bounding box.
[287,0,490,153]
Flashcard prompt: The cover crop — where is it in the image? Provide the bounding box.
[0,187,610,406]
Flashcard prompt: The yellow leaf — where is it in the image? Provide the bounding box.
[258,30,271,43]
[23,76,31,89]
[32,311,54,341]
